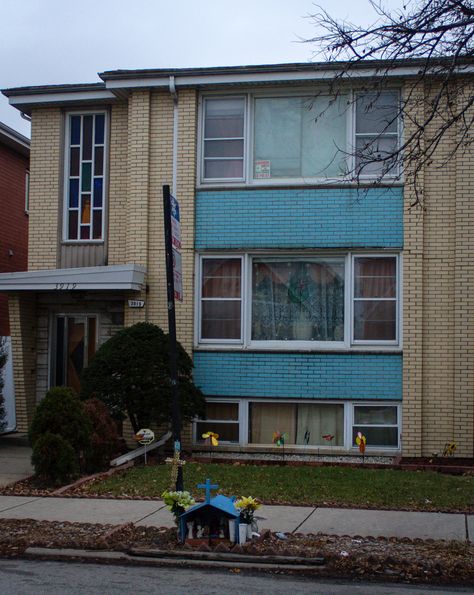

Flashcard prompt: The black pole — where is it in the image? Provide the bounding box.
[163,184,183,491]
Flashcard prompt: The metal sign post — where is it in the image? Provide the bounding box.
[163,185,183,491]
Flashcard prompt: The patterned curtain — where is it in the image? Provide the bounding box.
[252,260,344,341]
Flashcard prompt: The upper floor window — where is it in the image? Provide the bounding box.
[64,112,107,241]
[200,90,400,185]
[197,253,400,350]
[355,91,400,177]
[203,98,245,181]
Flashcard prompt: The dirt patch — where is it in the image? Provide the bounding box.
[0,519,472,585]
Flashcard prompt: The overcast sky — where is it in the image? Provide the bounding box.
[1,0,404,138]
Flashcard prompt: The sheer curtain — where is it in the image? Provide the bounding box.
[250,403,296,444]
[296,404,344,446]
[252,259,344,341]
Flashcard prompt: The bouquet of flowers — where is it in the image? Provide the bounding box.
[235,496,261,524]
[161,490,195,524]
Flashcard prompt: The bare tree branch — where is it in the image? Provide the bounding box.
[305,0,474,206]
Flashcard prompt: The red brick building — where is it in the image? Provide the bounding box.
[0,122,29,336]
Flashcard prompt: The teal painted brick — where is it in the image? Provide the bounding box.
[193,352,402,400]
[196,187,403,249]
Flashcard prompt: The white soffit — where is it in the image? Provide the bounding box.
[0,264,146,292]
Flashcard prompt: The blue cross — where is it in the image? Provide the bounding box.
[197,478,218,503]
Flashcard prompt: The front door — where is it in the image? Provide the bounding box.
[52,315,97,393]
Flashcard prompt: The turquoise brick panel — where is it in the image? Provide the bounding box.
[196,187,403,249]
[193,351,402,400]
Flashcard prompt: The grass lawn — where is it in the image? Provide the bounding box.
[84,462,474,511]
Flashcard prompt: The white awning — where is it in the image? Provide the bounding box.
[0,264,146,292]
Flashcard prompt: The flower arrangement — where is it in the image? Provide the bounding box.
[161,490,195,524]
[235,496,261,524]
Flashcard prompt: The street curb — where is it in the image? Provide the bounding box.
[23,547,325,573]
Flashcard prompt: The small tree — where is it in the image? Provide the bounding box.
[80,322,206,434]
[0,338,8,433]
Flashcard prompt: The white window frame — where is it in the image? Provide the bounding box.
[350,402,401,450]
[351,253,400,346]
[197,254,244,345]
[192,398,401,452]
[200,95,248,184]
[196,251,402,351]
[198,88,401,187]
[62,110,108,244]
[192,398,243,444]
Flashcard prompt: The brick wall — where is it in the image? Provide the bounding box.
[194,352,402,400]
[196,186,403,249]
[403,80,474,456]
[28,108,61,270]
[0,143,29,335]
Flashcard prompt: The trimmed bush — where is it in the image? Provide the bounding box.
[83,398,120,472]
[31,432,78,483]
[80,322,206,433]
[29,386,92,453]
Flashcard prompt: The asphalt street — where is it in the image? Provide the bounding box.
[0,560,472,595]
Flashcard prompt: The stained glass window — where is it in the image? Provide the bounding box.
[66,113,106,240]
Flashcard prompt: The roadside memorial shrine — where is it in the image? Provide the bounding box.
[178,478,241,545]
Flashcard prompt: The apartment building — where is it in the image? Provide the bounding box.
[0,121,29,432]
[1,60,473,457]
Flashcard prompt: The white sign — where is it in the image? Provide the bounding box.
[173,248,183,302]
[135,428,155,445]
[254,160,271,178]
[170,194,181,250]
[128,300,145,308]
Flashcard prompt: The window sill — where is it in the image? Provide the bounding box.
[194,344,402,355]
[197,178,404,191]
[61,240,105,245]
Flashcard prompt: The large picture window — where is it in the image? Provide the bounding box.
[254,95,347,179]
[200,91,399,184]
[252,258,344,342]
[198,253,400,349]
[249,402,344,446]
[65,112,107,241]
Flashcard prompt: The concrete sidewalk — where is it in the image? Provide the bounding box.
[0,495,471,541]
[0,434,33,487]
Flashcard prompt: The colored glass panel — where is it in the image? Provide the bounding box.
[81,162,91,192]
[70,116,81,145]
[92,210,102,239]
[68,211,78,239]
[81,194,91,224]
[94,146,104,175]
[80,225,90,240]
[69,179,79,208]
[82,115,93,160]
[93,178,103,207]
[95,114,105,144]
[69,147,80,176]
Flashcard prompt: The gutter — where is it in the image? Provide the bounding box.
[169,76,178,196]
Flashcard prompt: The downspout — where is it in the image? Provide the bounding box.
[169,76,178,195]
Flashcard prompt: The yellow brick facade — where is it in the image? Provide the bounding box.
[7,75,474,456]
[403,80,474,457]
